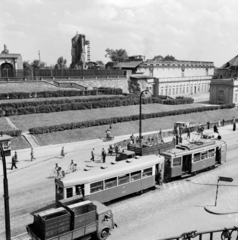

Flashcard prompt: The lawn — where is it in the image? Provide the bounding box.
[0,117,16,131]
[0,82,79,93]
[34,108,238,146]
[9,102,204,131]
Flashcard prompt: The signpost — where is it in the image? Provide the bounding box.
[215,176,233,206]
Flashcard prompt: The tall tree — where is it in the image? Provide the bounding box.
[31,59,46,69]
[105,48,128,63]
[55,56,67,69]
[153,55,164,61]
[163,55,176,61]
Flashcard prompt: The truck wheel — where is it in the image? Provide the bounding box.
[99,228,110,240]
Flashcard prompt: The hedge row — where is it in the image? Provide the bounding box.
[0,88,123,100]
[29,103,235,134]
[0,130,22,137]
[0,96,194,117]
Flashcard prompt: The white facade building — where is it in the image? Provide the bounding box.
[137,60,214,96]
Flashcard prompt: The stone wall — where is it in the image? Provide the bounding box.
[56,78,129,93]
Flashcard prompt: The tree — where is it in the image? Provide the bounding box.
[153,55,164,61]
[23,61,32,71]
[96,60,105,69]
[31,59,46,69]
[55,56,67,69]
[163,55,176,61]
[105,48,128,63]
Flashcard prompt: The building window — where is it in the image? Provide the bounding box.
[168,88,171,95]
[206,68,208,76]
[190,86,193,93]
[161,88,163,95]
[186,86,189,93]
[180,86,182,94]
[176,87,178,94]
[172,88,175,95]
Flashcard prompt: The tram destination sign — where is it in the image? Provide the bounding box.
[218,176,233,182]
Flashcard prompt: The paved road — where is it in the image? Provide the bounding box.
[0,125,238,240]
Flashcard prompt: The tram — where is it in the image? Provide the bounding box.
[55,139,227,205]
[160,139,227,182]
[55,154,165,205]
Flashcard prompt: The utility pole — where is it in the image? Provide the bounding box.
[139,90,148,148]
[0,143,11,240]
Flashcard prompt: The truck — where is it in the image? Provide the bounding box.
[26,196,115,240]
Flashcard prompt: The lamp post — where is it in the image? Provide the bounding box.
[139,90,148,148]
[0,143,11,240]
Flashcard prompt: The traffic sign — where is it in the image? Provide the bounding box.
[218,176,233,182]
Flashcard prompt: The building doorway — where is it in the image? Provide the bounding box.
[194,86,197,94]
[1,63,14,78]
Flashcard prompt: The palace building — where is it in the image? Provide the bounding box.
[137,59,214,96]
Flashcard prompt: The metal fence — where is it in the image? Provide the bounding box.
[158,226,238,240]
[0,69,126,80]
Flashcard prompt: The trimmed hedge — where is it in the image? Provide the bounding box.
[0,130,22,137]
[29,103,235,134]
[0,96,193,117]
[0,88,123,100]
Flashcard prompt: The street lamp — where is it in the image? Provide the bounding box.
[0,143,11,240]
[139,89,149,148]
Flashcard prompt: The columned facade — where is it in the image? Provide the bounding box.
[137,60,214,96]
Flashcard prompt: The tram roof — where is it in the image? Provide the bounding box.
[58,155,164,187]
[161,140,223,156]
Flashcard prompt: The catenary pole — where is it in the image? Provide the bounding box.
[139,90,148,148]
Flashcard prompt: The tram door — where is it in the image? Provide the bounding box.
[182,154,192,173]
[216,144,227,164]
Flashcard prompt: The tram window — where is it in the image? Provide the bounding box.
[105,177,117,189]
[208,149,215,157]
[201,151,208,160]
[118,174,130,185]
[173,157,181,166]
[90,181,103,193]
[66,188,73,198]
[142,168,152,178]
[131,171,141,181]
[194,153,200,162]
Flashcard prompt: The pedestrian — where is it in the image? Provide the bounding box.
[222,119,225,127]
[233,117,236,124]
[30,148,36,161]
[115,145,119,155]
[11,153,17,170]
[61,147,65,157]
[214,124,218,134]
[207,121,210,129]
[14,151,18,163]
[102,148,106,163]
[175,134,179,145]
[218,119,221,128]
[233,122,236,131]
[186,126,190,139]
[90,148,95,161]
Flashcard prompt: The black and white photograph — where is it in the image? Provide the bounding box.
[1,0,238,239]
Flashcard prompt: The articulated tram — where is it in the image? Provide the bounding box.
[55,139,227,205]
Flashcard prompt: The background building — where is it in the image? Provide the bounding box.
[210,79,238,105]
[0,44,23,78]
[214,55,238,79]
[137,59,214,96]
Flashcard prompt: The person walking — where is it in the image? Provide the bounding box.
[102,148,106,163]
[30,148,36,161]
[222,119,225,127]
[233,122,236,131]
[11,153,17,170]
[90,148,95,161]
[214,124,218,134]
[207,121,210,129]
[61,147,65,157]
[186,126,190,139]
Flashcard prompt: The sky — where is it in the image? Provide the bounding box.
[1,0,238,67]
